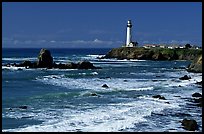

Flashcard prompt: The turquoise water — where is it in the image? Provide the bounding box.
[2,48,202,132]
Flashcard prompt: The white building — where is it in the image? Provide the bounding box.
[125,20,137,47]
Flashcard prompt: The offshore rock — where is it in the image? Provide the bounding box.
[77,61,96,69]
[181,118,198,131]
[37,48,53,68]
[102,84,109,88]
[192,92,202,98]
[152,95,166,100]
[179,75,191,80]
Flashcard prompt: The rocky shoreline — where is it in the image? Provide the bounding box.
[102,47,202,73]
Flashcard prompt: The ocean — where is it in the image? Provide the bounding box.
[2,48,202,132]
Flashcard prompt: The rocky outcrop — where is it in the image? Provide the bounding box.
[102,84,109,88]
[179,75,191,80]
[152,95,166,100]
[77,61,99,69]
[181,118,198,131]
[6,48,101,70]
[187,55,202,73]
[37,48,53,68]
[192,93,202,97]
[102,47,202,61]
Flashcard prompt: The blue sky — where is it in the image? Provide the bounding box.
[2,2,202,48]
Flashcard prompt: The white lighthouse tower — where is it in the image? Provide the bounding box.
[125,20,137,47]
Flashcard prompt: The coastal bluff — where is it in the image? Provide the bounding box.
[102,47,202,61]
[102,47,202,73]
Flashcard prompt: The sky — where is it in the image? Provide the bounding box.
[2,2,202,48]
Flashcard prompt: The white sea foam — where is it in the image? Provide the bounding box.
[2,57,37,61]
[2,66,25,70]
[3,97,178,132]
[36,75,156,92]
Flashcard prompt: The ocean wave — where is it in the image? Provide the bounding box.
[36,76,156,93]
[2,66,26,71]
[2,99,178,132]
[2,57,37,61]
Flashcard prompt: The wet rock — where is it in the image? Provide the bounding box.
[90,93,98,96]
[179,75,191,80]
[152,95,166,100]
[77,61,97,69]
[19,106,27,109]
[123,80,128,82]
[181,118,198,131]
[37,48,53,68]
[102,84,109,88]
[192,92,202,97]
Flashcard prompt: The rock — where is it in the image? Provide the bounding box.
[65,62,78,69]
[37,48,53,68]
[152,52,166,60]
[21,60,32,67]
[192,93,202,97]
[102,84,109,88]
[90,93,98,96]
[19,106,27,109]
[187,55,202,73]
[181,118,198,131]
[152,95,166,100]
[179,75,191,80]
[77,61,99,69]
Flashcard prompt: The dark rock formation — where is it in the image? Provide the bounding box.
[19,106,27,109]
[152,95,166,100]
[181,118,198,131]
[192,93,202,97]
[102,84,109,88]
[90,93,98,96]
[179,75,191,80]
[4,48,101,70]
[187,55,202,73]
[77,61,100,69]
[37,48,53,68]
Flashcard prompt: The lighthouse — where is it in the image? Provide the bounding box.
[125,20,137,47]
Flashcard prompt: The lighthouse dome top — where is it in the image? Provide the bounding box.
[128,20,131,23]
